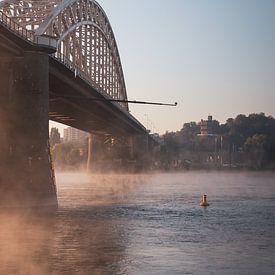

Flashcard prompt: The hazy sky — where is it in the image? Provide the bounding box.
[51,0,275,134]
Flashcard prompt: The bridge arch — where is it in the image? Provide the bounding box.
[0,0,128,109]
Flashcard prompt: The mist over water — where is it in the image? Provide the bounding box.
[0,171,275,274]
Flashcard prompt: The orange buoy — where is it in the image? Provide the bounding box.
[200,194,209,207]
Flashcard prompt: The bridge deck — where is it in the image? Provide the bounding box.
[49,56,146,136]
[0,10,146,136]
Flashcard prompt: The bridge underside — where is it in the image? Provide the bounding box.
[49,58,145,137]
[0,18,146,137]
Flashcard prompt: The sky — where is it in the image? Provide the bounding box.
[50,0,275,135]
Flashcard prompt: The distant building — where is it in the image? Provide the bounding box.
[63,127,89,143]
[198,115,217,136]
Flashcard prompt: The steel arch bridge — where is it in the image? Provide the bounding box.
[0,0,129,110]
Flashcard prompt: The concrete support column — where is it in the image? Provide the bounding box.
[86,134,106,172]
[0,52,57,208]
[86,133,93,172]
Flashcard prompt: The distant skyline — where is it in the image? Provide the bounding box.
[50,0,275,134]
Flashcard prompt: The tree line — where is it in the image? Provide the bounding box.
[49,113,275,170]
[161,113,275,170]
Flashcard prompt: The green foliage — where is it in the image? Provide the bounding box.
[226,113,275,157]
[51,141,87,169]
[180,122,200,148]
[244,134,267,152]
[162,113,275,168]
[50,127,61,146]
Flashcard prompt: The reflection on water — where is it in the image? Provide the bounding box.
[0,171,275,274]
[0,211,55,274]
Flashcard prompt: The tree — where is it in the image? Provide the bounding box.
[50,127,61,146]
[51,141,88,169]
[158,113,275,169]
[244,134,267,152]
[244,134,267,169]
[179,122,200,150]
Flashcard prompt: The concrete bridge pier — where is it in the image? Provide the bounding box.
[86,134,105,172]
[87,133,93,172]
[87,134,139,172]
[0,52,58,208]
[128,136,134,160]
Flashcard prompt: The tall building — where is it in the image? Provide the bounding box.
[63,127,88,143]
[198,115,216,136]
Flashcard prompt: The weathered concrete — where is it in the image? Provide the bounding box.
[128,136,134,160]
[0,52,57,208]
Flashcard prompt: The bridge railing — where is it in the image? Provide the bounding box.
[0,10,128,112]
[0,10,34,42]
[52,51,102,95]
[51,52,128,111]
[0,10,102,95]
[0,10,57,48]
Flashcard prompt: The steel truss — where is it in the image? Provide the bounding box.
[0,0,128,110]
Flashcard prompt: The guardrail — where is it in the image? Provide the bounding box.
[52,51,102,95]
[0,10,57,48]
[0,10,129,112]
[0,10,34,42]
[51,52,128,111]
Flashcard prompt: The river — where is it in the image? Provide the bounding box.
[0,171,275,274]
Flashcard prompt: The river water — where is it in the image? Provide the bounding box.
[0,171,275,274]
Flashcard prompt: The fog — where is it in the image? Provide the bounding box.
[0,171,274,274]
[0,172,148,274]
[0,211,55,274]
[56,171,148,207]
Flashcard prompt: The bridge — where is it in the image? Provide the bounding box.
[0,0,150,208]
